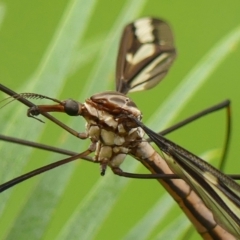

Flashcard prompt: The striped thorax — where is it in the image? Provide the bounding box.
[82,91,144,172]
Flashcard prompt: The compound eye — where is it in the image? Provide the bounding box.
[64,99,80,116]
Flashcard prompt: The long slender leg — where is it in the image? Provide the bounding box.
[0,147,95,193]
[111,167,179,179]
[148,100,231,171]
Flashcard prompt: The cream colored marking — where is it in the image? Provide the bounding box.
[101,129,115,145]
[99,146,112,160]
[134,18,154,43]
[126,44,155,65]
[88,126,100,138]
[111,154,126,167]
[130,53,169,91]
[113,146,128,154]
[126,53,133,64]
[128,127,145,140]
[130,127,143,135]
[202,171,218,185]
[118,102,142,118]
[84,103,118,128]
[117,124,126,134]
[112,147,120,153]
[104,116,118,128]
[114,135,125,145]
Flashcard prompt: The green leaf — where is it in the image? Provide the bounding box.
[0,1,240,240]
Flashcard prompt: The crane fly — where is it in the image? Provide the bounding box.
[0,17,240,239]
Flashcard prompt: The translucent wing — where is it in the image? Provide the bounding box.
[116,17,176,94]
[134,118,240,238]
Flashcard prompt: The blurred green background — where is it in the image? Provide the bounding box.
[0,0,240,239]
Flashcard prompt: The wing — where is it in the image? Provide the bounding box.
[133,118,240,238]
[116,17,176,94]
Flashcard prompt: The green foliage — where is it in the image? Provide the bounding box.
[0,0,240,239]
